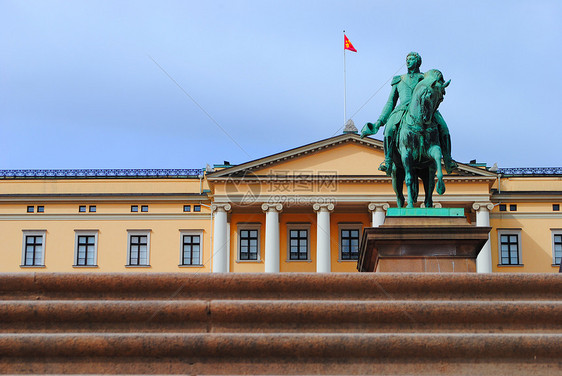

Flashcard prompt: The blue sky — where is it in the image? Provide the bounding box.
[1,0,560,169]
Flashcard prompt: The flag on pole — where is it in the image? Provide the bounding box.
[344,35,357,52]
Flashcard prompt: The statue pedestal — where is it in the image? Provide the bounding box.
[357,208,491,273]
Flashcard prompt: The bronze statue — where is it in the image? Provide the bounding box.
[361,52,453,208]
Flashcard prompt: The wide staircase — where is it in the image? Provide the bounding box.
[0,272,561,374]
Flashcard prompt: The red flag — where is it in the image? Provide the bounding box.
[344,35,357,52]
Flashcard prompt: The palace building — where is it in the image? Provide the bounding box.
[1,133,561,274]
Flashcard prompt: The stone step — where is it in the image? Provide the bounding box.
[2,273,561,301]
[1,300,561,333]
[1,273,561,374]
[0,333,560,374]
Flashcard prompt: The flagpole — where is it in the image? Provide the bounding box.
[343,30,347,125]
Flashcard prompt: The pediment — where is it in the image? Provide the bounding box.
[207,134,498,180]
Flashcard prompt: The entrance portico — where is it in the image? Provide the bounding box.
[206,133,499,274]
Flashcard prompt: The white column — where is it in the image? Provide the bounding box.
[473,202,494,273]
[261,203,283,273]
[226,222,231,273]
[368,203,390,227]
[313,202,334,273]
[211,203,231,273]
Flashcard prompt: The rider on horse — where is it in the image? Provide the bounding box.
[361,52,457,176]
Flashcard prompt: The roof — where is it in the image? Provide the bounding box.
[0,169,203,179]
[498,167,562,176]
[207,133,383,178]
[207,133,499,179]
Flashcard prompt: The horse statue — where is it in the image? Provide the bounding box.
[387,69,450,208]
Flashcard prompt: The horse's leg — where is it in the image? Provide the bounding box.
[412,171,419,205]
[424,167,436,207]
[401,152,415,208]
[393,166,405,208]
[428,145,445,195]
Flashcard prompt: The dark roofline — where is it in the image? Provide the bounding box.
[498,167,562,176]
[0,169,203,179]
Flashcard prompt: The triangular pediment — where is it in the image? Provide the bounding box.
[207,133,498,179]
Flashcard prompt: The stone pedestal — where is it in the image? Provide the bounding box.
[357,208,491,273]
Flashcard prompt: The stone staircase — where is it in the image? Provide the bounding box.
[0,272,561,374]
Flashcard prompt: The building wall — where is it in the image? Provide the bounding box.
[0,175,211,273]
[1,138,561,274]
[2,218,212,273]
[2,175,560,273]
[490,202,562,273]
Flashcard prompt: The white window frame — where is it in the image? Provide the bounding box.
[126,230,151,267]
[179,230,204,267]
[236,223,261,262]
[338,223,362,262]
[74,230,99,267]
[21,230,46,267]
[551,230,562,266]
[497,229,522,266]
[286,223,311,262]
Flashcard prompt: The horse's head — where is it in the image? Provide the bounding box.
[416,69,450,124]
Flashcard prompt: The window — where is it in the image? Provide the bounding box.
[27,206,34,213]
[509,204,517,211]
[141,205,148,212]
[21,231,46,267]
[193,205,201,212]
[37,206,44,213]
[499,204,506,212]
[74,231,98,267]
[498,230,521,266]
[237,224,260,261]
[79,205,87,213]
[552,232,562,265]
[287,224,310,261]
[89,205,96,212]
[183,205,191,212]
[131,205,138,212]
[339,224,361,261]
[180,231,203,266]
[127,231,150,266]
[553,204,560,211]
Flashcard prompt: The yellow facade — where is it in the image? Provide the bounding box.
[1,134,560,273]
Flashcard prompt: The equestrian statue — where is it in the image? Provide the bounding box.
[361,52,455,208]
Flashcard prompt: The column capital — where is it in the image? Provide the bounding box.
[472,202,494,212]
[313,202,334,212]
[211,203,232,213]
[261,203,283,213]
[368,202,390,212]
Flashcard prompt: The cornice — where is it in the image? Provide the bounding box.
[209,175,496,183]
[492,191,562,201]
[213,193,491,204]
[0,214,212,221]
[490,212,562,219]
[0,193,209,203]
